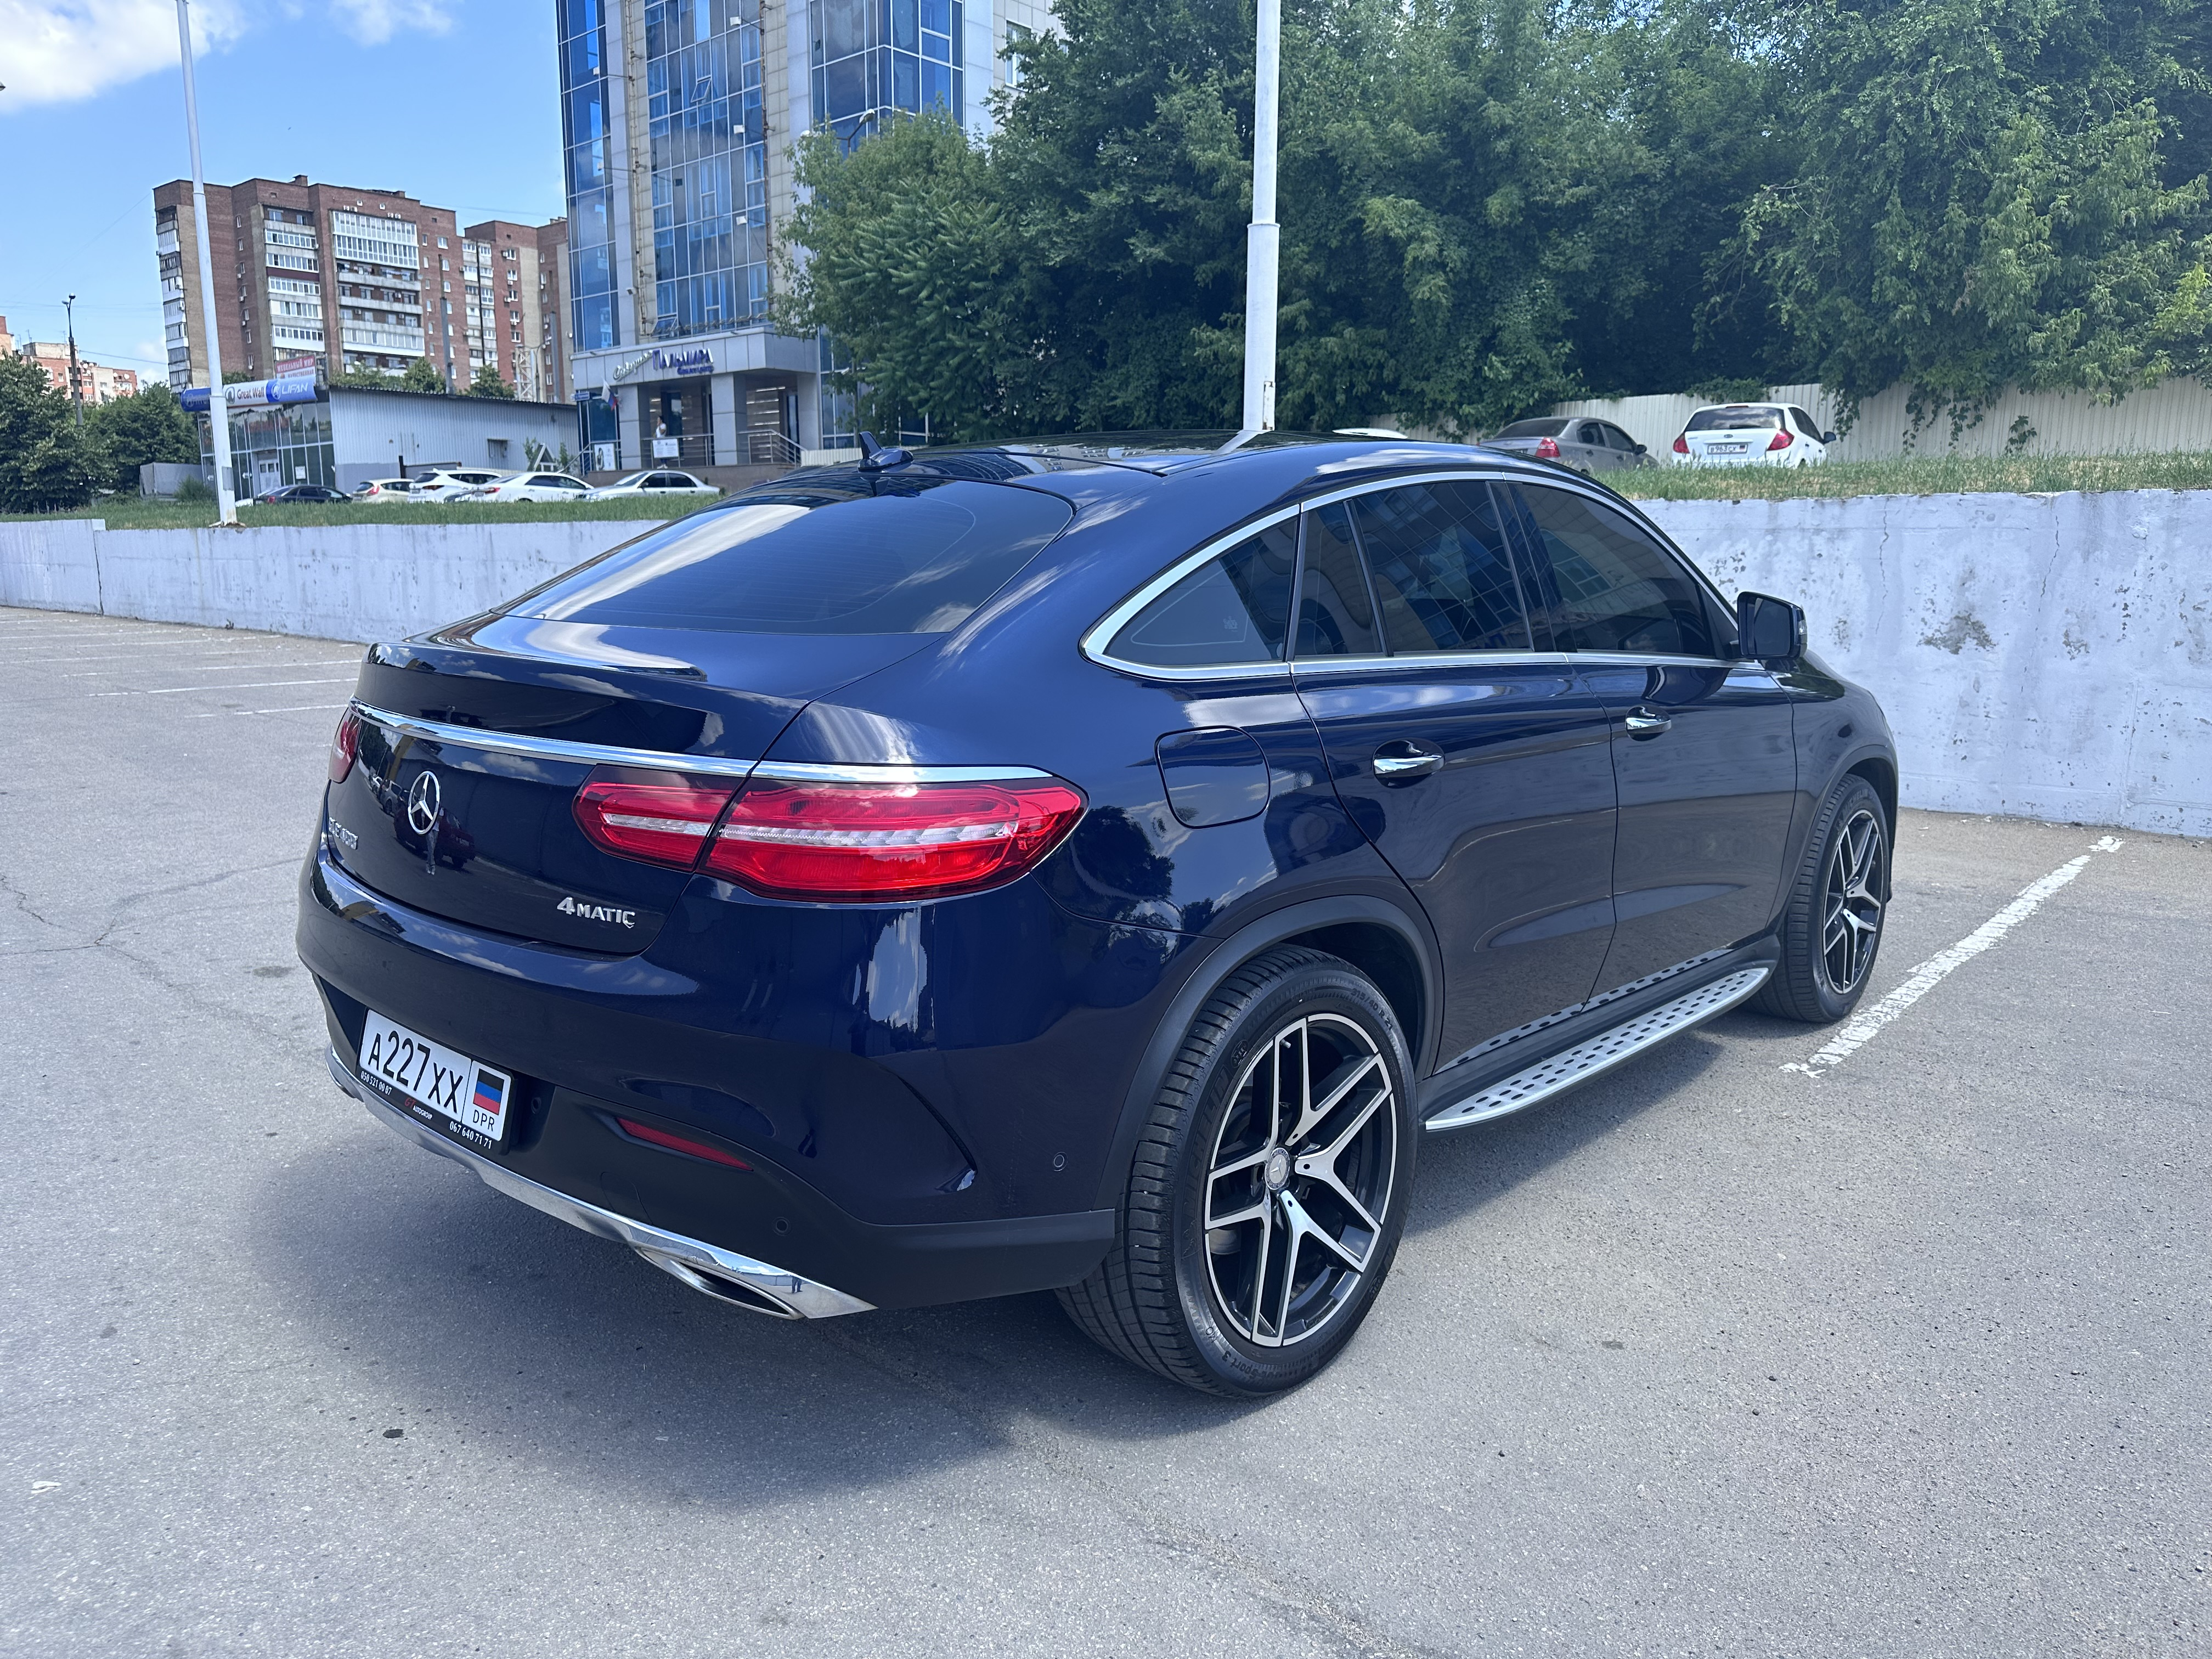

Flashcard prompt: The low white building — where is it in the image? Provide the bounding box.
[190,379,583,495]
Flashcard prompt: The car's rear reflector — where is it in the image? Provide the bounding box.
[1534,436,1560,459]
[574,778,738,867]
[1767,431,1792,451]
[1672,433,1689,454]
[614,1116,751,1169]
[328,706,361,783]
[703,777,1085,901]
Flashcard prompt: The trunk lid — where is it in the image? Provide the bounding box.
[325,616,933,951]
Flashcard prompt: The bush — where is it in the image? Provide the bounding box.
[175,476,215,503]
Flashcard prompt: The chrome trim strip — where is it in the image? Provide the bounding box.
[354,702,761,778]
[749,759,1054,784]
[1290,650,1572,676]
[1425,966,1770,1132]
[327,1048,876,1319]
[352,703,1051,785]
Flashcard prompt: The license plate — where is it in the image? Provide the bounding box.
[1708,442,1748,453]
[358,1010,514,1145]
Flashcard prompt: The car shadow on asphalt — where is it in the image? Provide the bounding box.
[249,1013,1772,1511]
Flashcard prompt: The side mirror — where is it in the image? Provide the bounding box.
[1737,591,1807,663]
[1633,442,1649,455]
[1821,430,1838,444]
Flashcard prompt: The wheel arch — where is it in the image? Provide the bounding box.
[1085,894,1439,1213]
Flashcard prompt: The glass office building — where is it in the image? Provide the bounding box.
[555,0,1047,468]
[810,0,963,145]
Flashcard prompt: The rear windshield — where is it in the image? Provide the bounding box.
[505,475,1074,635]
[1686,406,1782,432]
[1492,419,1571,438]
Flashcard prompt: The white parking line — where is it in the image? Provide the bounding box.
[1784,836,2123,1079]
[186,702,350,718]
[93,677,358,696]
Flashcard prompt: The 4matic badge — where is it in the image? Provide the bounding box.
[557,895,637,927]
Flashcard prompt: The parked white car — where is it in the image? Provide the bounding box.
[460,471,595,503]
[584,469,723,502]
[411,468,510,501]
[353,477,428,503]
[1672,402,1835,466]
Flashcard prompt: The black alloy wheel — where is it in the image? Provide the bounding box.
[1059,947,1417,1397]
[1757,772,1891,1023]
[1821,805,1886,995]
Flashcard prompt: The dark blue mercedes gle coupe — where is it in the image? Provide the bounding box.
[297,432,1895,1396]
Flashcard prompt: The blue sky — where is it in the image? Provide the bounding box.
[0,0,567,379]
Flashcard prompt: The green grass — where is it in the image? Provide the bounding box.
[1610,450,2212,501]
[0,495,713,531]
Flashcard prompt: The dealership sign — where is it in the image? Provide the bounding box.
[650,347,714,376]
[181,373,320,413]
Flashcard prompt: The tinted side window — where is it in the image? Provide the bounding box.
[1511,485,1714,657]
[1108,520,1296,667]
[1352,481,1532,654]
[1294,502,1379,657]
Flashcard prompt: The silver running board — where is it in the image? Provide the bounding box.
[1425,965,1771,1132]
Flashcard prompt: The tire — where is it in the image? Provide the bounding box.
[1058,947,1418,1397]
[1755,773,1891,1023]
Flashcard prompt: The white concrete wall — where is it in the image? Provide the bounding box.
[1641,491,2212,838]
[1,495,2205,836]
[0,520,644,646]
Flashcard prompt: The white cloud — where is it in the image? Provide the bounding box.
[0,0,247,106]
[0,0,441,105]
[328,0,449,46]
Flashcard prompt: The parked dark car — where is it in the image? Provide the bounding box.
[298,432,1895,1396]
[1481,416,1651,472]
[256,484,351,504]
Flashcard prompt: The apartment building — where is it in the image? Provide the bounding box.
[459,218,573,402]
[154,176,565,395]
[19,342,142,404]
[557,0,1049,467]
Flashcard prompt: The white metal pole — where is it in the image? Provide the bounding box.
[1240,0,1280,434]
[176,0,237,525]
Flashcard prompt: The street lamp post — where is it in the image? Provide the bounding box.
[63,294,84,426]
[174,0,238,525]
[1239,0,1280,435]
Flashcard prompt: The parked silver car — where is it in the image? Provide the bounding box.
[1479,416,1652,472]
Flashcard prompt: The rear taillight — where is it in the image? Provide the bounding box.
[573,778,737,866]
[1534,436,1560,459]
[328,706,361,782]
[706,777,1085,901]
[1767,431,1792,451]
[1672,433,1689,454]
[573,769,1085,901]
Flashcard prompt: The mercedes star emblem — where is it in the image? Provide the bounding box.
[405,770,442,837]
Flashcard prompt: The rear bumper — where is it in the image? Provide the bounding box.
[298,839,1135,1310]
[327,1048,873,1319]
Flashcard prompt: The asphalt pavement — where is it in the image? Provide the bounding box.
[2,605,2205,1658]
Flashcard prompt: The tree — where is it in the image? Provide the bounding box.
[785,112,1019,439]
[400,357,448,393]
[0,354,102,513]
[85,385,199,494]
[467,363,517,398]
[330,365,402,390]
[1743,0,2212,422]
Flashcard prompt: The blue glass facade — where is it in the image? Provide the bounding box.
[810,0,964,145]
[560,0,619,352]
[648,0,770,336]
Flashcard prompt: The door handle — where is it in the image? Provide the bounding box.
[1371,743,1443,782]
[1623,707,1673,738]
